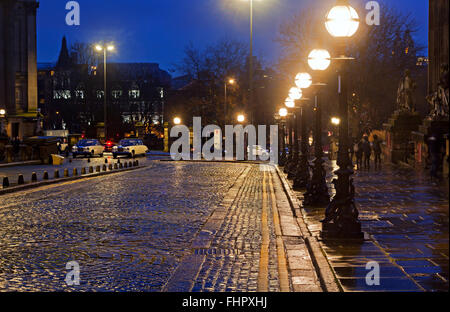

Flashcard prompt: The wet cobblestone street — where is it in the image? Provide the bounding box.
[0,161,319,292]
[0,162,247,291]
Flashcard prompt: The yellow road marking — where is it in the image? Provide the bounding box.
[268,170,290,292]
[258,170,269,292]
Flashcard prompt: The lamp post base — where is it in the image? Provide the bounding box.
[321,177,364,239]
[303,157,330,206]
[293,155,310,189]
[287,157,298,180]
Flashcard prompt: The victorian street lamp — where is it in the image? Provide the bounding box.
[292,73,313,190]
[95,43,115,140]
[286,88,302,180]
[303,50,331,206]
[283,98,295,173]
[278,108,288,166]
[322,0,364,239]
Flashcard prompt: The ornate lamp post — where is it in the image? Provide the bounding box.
[303,49,331,206]
[322,0,364,239]
[278,108,288,166]
[283,96,296,174]
[292,73,313,190]
[286,87,302,179]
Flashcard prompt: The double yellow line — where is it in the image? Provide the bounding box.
[258,168,290,292]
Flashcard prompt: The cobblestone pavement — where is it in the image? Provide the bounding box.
[0,162,243,291]
[293,161,449,292]
[0,161,320,292]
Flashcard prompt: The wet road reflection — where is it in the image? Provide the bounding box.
[0,162,247,291]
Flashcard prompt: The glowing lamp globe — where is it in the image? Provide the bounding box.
[308,49,331,71]
[285,97,295,108]
[295,73,313,89]
[325,3,360,38]
[331,117,341,125]
[279,108,288,117]
[288,87,302,101]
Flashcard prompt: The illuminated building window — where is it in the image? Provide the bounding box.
[129,89,140,99]
[53,90,71,99]
[75,90,85,99]
[112,90,123,99]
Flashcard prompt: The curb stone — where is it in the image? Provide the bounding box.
[0,165,147,196]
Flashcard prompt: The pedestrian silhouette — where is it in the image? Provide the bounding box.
[355,139,363,170]
[362,136,372,170]
[373,134,383,170]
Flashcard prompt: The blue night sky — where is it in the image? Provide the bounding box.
[37,0,428,74]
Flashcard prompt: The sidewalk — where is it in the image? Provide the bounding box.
[280,160,449,292]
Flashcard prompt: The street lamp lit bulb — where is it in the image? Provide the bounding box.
[95,45,103,51]
[331,117,341,125]
[295,72,313,89]
[285,97,295,108]
[237,115,245,123]
[288,87,302,100]
[228,78,235,85]
[325,3,360,38]
[0,109,5,116]
[107,45,115,51]
[279,108,288,117]
[173,117,181,125]
[308,49,331,71]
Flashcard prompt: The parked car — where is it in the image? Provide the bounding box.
[247,145,270,159]
[112,139,149,158]
[72,139,104,158]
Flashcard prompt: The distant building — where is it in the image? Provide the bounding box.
[0,0,39,139]
[38,37,171,139]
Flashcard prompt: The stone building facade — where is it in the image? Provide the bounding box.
[0,0,39,139]
[38,37,171,140]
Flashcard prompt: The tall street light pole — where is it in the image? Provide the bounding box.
[293,73,313,190]
[284,97,295,174]
[278,108,288,166]
[224,78,235,126]
[95,43,115,140]
[286,88,302,179]
[322,0,364,239]
[303,50,332,206]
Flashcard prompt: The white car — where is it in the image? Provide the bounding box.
[112,139,149,158]
[72,139,104,158]
[247,145,270,158]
